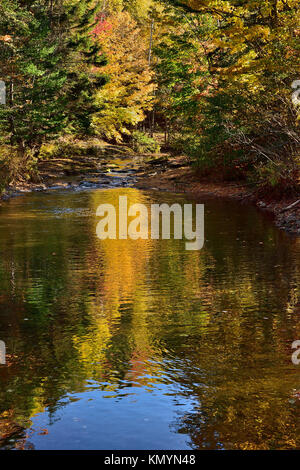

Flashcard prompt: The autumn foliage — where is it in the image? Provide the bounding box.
[91,11,155,142]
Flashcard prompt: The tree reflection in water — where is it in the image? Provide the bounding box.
[0,188,299,449]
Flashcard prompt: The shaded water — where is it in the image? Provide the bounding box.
[0,186,299,450]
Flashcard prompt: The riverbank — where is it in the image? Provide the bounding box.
[135,155,300,236]
[1,151,299,235]
[0,141,145,200]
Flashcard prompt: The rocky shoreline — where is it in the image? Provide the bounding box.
[1,153,299,236]
[0,157,141,200]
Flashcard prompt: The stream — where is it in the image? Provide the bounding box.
[0,159,299,450]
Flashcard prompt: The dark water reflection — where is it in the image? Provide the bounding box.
[0,187,299,449]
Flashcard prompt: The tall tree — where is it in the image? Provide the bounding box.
[156,0,300,186]
[0,0,106,158]
[92,10,155,142]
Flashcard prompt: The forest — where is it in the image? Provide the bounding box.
[0,0,299,193]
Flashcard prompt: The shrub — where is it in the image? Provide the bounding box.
[253,159,299,196]
[131,131,160,154]
[0,145,39,189]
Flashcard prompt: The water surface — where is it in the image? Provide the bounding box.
[0,187,299,450]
